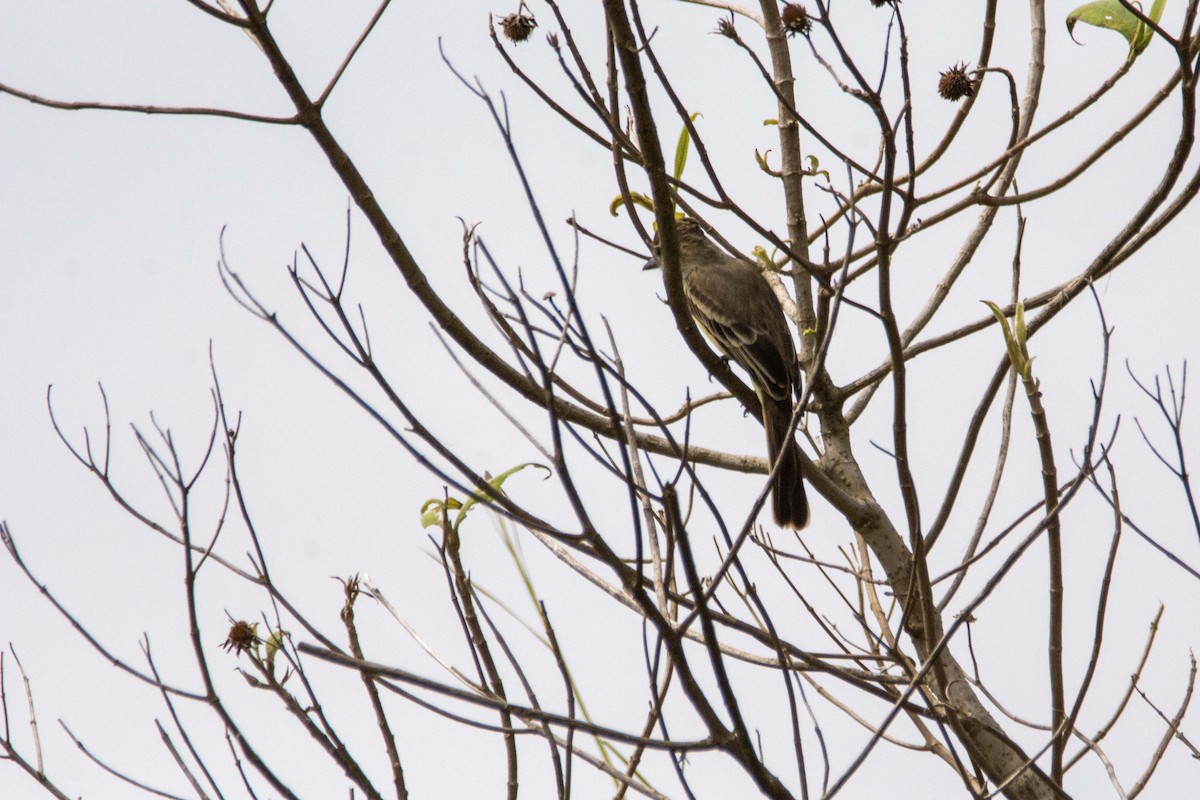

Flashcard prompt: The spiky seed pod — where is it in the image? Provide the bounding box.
[715,16,740,41]
[870,0,896,7]
[500,12,537,43]
[938,62,974,101]
[222,620,258,654]
[781,4,813,37]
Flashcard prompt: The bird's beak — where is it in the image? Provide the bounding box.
[642,255,660,271]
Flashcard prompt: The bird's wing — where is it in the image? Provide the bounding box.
[683,257,797,403]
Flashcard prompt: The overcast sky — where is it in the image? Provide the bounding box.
[3,2,1199,798]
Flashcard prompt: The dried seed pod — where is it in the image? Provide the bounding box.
[222,620,259,654]
[499,12,537,44]
[715,16,740,41]
[781,4,813,37]
[938,62,974,101]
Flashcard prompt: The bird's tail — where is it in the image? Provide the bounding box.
[762,397,809,530]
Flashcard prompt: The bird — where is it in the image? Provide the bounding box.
[645,217,809,529]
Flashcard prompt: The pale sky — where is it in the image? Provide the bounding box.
[3,2,1199,798]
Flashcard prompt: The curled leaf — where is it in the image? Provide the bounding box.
[609,191,656,217]
[420,496,463,529]
[1066,0,1167,62]
[755,149,781,177]
[420,463,549,532]
[803,154,830,181]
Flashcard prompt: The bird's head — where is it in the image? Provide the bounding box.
[642,217,708,271]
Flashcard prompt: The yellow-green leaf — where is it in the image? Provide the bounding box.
[457,463,548,519]
[984,300,1034,379]
[804,154,830,181]
[983,300,1022,372]
[609,191,656,217]
[755,148,780,177]
[420,464,549,533]
[673,112,702,181]
[420,497,462,529]
[264,629,287,673]
[1066,0,1167,62]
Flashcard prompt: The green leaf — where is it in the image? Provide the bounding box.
[419,463,549,532]
[755,148,780,177]
[983,300,1023,373]
[673,112,702,181]
[609,191,656,217]
[1066,0,1167,62]
[803,154,831,182]
[984,300,1034,379]
[752,244,791,273]
[420,496,462,529]
[609,113,699,218]
[264,629,288,676]
[1150,0,1169,24]
[457,463,548,520]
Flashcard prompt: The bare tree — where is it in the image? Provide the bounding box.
[3,1,1200,799]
